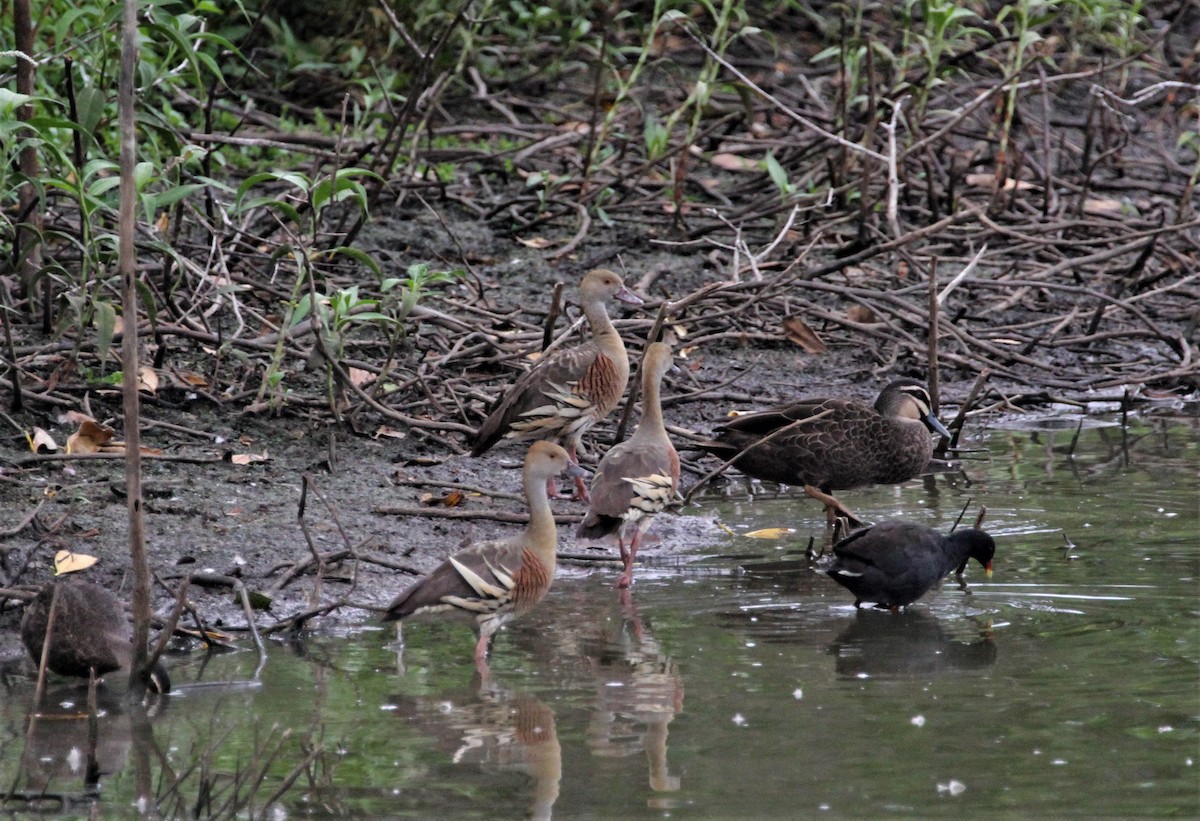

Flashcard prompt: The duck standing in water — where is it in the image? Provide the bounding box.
[577,342,680,588]
[383,441,587,677]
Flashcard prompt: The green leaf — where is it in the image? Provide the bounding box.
[764,151,792,195]
[146,183,205,211]
[0,88,34,113]
[136,279,158,331]
[325,245,382,278]
[75,87,106,135]
[94,301,117,366]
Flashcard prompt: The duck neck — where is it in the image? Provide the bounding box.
[636,368,666,439]
[584,298,621,354]
[523,470,559,571]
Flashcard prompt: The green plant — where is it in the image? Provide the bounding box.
[899,0,988,118]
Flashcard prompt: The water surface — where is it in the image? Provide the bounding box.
[2,415,1196,817]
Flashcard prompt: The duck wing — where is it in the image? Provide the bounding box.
[471,342,604,454]
[383,537,545,622]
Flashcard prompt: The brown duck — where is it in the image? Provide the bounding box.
[699,379,951,526]
[470,269,643,500]
[21,580,171,694]
[383,441,588,677]
[577,342,680,588]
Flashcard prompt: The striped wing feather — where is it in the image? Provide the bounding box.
[577,441,679,539]
[383,537,531,621]
[471,343,605,454]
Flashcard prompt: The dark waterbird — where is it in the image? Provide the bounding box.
[21,581,171,693]
[699,379,951,526]
[383,441,587,677]
[822,520,995,609]
[469,269,643,500]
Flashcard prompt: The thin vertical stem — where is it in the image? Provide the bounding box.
[119,0,151,703]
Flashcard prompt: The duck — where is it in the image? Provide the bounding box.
[576,342,680,588]
[698,378,951,526]
[822,520,995,609]
[470,269,643,501]
[383,441,588,677]
[21,580,171,694]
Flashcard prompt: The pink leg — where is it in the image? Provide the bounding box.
[616,533,634,589]
[566,442,590,502]
[573,473,590,502]
[474,632,490,665]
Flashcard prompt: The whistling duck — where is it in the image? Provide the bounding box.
[470,269,643,500]
[21,581,172,693]
[700,379,951,526]
[577,342,680,588]
[822,520,995,609]
[383,441,587,676]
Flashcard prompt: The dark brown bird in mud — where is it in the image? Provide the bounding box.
[698,379,951,526]
[577,342,680,589]
[21,581,171,694]
[822,520,995,609]
[470,269,643,501]
[383,441,588,677]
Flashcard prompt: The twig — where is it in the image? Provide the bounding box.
[372,504,583,524]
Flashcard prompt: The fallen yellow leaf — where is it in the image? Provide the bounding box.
[54,550,98,575]
[348,367,376,388]
[229,451,269,466]
[27,427,58,453]
[138,366,159,394]
[744,527,798,539]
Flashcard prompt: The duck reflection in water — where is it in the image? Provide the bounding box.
[578,593,684,796]
[828,609,996,679]
[12,686,162,806]
[385,680,561,820]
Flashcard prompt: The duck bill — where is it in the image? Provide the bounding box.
[985,561,994,578]
[614,285,644,307]
[925,413,952,439]
[563,461,590,481]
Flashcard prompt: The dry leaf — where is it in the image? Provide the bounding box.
[781,315,828,354]
[348,367,376,388]
[65,414,117,454]
[54,549,98,575]
[846,305,876,323]
[516,236,554,249]
[229,451,269,466]
[374,425,407,440]
[708,152,760,172]
[154,211,170,233]
[744,527,797,539]
[419,490,466,508]
[28,427,58,453]
[963,173,1034,191]
[138,366,159,394]
[173,370,209,388]
[1082,197,1127,216]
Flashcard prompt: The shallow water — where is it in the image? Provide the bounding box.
[2,415,1197,818]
